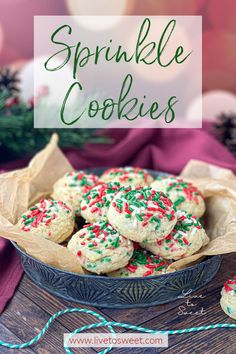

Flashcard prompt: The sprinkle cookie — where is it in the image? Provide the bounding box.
[108,244,172,277]
[52,171,100,215]
[100,167,153,187]
[220,276,236,320]
[151,176,205,217]
[67,221,134,274]
[107,187,177,243]
[140,210,209,260]
[17,199,74,243]
[81,182,122,223]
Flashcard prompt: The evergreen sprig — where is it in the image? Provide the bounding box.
[0,91,109,159]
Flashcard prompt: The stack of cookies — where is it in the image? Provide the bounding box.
[17,167,209,277]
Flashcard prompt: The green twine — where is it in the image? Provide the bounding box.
[0,306,235,354]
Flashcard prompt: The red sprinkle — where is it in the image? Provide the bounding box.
[143,269,154,276]
[126,265,137,273]
[224,284,233,292]
[183,237,189,245]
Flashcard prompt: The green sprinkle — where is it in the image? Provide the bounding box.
[24,218,35,225]
[111,237,120,248]
[174,196,185,207]
[135,214,143,221]
[94,250,102,254]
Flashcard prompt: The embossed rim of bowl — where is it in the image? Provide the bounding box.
[12,240,221,282]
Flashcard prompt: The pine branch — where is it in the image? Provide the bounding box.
[0,91,110,158]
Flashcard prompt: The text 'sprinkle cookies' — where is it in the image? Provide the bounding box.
[81,182,121,223]
[67,221,134,274]
[107,187,177,243]
[100,167,154,188]
[108,244,172,278]
[151,176,205,217]
[140,210,209,260]
[52,171,100,215]
[17,199,74,243]
[220,276,236,320]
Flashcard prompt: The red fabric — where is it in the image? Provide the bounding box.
[64,125,236,173]
[0,237,23,313]
[0,123,235,313]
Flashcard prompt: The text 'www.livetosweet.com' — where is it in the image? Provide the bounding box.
[64,333,168,348]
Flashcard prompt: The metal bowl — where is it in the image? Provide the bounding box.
[13,168,222,308]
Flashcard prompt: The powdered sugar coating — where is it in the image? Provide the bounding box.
[108,244,172,278]
[17,199,75,243]
[107,187,177,242]
[151,176,205,217]
[67,221,134,274]
[220,276,236,319]
[81,182,121,223]
[52,171,100,215]
[140,210,209,260]
[101,167,153,188]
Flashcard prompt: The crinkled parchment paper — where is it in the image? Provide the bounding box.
[0,135,236,273]
[0,134,84,273]
[170,160,236,270]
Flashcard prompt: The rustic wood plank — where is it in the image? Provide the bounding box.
[19,275,123,334]
[99,254,236,353]
[161,328,236,354]
[108,288,234,354]
[101,254,235,324]
[0,290,92,354]
[135,289,233,353]
[0,253,235,354]
[0,323,35,354]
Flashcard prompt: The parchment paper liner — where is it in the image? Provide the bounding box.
[0,135,235,273]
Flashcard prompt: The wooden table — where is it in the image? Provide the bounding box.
[1,253,236,354]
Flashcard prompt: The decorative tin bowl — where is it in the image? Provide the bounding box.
[13,168,222,308]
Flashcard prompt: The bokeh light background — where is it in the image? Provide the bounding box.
[0,0,236,119]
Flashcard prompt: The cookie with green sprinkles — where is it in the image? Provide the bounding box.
[140,210,209,260]
[151,175,205,217]
[81,182,123,223]
[67,221,134,274]
[52,171,101,215]
[100,167,153,188]
[220,276,236,320]
[107,187,177,243]
[17,199,75,243]
[108,244,173,278]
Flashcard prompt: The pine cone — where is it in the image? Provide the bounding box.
[0,68,20,95]
[214,113,236,155]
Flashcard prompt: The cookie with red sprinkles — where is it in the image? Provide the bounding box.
[151,176,205,217]
[17,199,75,243]
[108,244,172,278]
[52,171,100,215]
[100,167,153,188]
[81,182,123,223]
[220,276,236,319]
[107,187,177,242]
[140,210,209,260]
[67,221,134,274]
